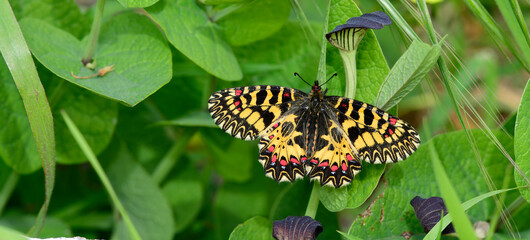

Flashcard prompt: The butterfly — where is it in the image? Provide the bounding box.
[208,76,420,188]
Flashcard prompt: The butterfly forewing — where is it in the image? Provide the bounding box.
[325,96,421,164]
[208,85,306,140]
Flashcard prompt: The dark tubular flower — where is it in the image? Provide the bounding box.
[325,11,391,98]
[272,216,322,240]
[326,11,391,51]
[410,196,456,234]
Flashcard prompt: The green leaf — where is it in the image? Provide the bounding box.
[346,164,385,208]
[326,0,390,102]
[0,57,40,173]
[234,21,320,88]
[10,0,91,38]
[162,179,204,233]
[0,2,56,235]
[201,128,254,182]
[318,185,348,212]
[147,0,242,81]
[218,0,291,46]
[346,129,512,238]
[515,79,530,202]
[0,225,26,240]
[116,0,159,8]
[106,143,174,240]
[53,82,117,164]
[201,0,249,4]
[20,13,172,106]
[374,39,441,110]
[160,110,217,128]
[229,216,273,240]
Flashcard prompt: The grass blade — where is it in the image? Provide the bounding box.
[60,110,142,240]
[0,0,56,235]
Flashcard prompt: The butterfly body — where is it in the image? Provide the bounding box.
[208,81,420,188]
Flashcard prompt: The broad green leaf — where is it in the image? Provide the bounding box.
[346,129,511,238]
[319,185,348,212]
[162,179,204,233]
[0,225,26,240]
[10,0,91,38]
[20,13,172,106]
[218,0,291,46]
[52,81,117,164]
[234,21,320,88]
[160,110,217,128]
[0,57,40,173]
[147,0,242,81]
[201,128,254,182]
[201,0,249,4]
[515,80,530,202]
[346,164,385,208]
[0,2,56,235]
[116,0,158,8]
[0,215,72,238]
[106,143,174,240]
[374,40,441,110]
[326,0,390,102]
[229,216,273,240]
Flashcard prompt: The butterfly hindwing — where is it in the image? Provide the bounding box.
[208,85,306,140]
[326,96,421,164]
[304,112,362,188]
[257,112,307,183]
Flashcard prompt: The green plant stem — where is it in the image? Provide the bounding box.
[486,164,513,240]
[61,110,142,240]
[340,49,357,98]
[0,172,18,216]
[152,129,195,184]
[82,0,105,63]
[304,182,320,218]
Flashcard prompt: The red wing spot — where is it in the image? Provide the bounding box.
[341,103,348,108]
[290,157,300,164]
[237,107,242,111]
[234,101,240,107]
[389,118,397,125]
[388,129,394,135]
[310,158,318,164]
[273,123,279,128]
[235,89,242,96]
[301,157,307,162]
[271,154,277,163]
[269,135,274,140]
[384,134,389,138]
[318,162,329,167]
[268,146,275,152]
[341,162,348,171]
[330,165,339,172]
[280,159,288,166]
[346,154,354,161]
[283,92,290,98]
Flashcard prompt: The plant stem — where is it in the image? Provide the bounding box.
[82,0,106,64]
[304,182,320,218]
[340,49,357,98]
[61,110,141,240]
[152,129,195,185]
[0,172,18,216]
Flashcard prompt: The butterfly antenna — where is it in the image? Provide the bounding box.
[320,73,338,86]
[294,72,312,87]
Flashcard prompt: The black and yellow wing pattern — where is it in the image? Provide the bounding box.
[208,82,420,188]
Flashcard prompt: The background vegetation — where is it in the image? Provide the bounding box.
[0,0,529,239]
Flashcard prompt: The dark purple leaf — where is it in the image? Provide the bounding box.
[272,216,322,240]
